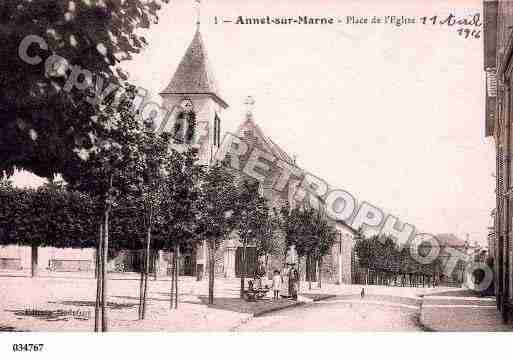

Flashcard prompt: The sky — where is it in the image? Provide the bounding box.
[12,0,495,245]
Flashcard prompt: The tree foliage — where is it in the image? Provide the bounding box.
[233,180,269,249]
[255,208,283,259]
[0,0,169,179]
[0,180,148,253]
[63,84,149,211]
[157,148,204,253]
[196,164,238,248]
[0,182,96,248]
[354,234,443,276]
[279,203,337,260]
[278,202,303,251]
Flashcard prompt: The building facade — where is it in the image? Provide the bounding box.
[483,0,513,322]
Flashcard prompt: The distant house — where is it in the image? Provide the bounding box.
[434,233,469,285]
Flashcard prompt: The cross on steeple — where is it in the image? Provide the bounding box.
[244,96,255,120]
[195,0,201,29]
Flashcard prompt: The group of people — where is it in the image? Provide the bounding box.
[252,262,300,301]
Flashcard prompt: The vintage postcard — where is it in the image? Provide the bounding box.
[0,0,511,357]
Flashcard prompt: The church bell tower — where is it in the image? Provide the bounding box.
[159,3,228,164]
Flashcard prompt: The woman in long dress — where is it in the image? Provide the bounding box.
[289,264,299,300]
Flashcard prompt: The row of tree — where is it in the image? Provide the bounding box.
[0,180,96,276]
[354,234,443,286]
[1,174,342,315]
[0,79,230,329]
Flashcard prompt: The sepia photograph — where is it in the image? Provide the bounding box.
[0,0,511,357]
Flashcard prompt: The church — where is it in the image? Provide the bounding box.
[0,15,357,285]
[157,20,357,283]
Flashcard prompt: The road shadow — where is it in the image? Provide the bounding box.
[0,274,28,278]
[299,293,336,301]
[111,295,173,304]
[184,296,296,315]
[0,325,27,332]
[0,273,94,280]
[423,289,493,298]
[155,292,199,297]
[0,273,157,281]
[48,300,136,310]
[6,308,90,322]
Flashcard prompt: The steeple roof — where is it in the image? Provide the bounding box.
[160,29,228,109]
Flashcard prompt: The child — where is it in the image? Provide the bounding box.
[272,269,282,300]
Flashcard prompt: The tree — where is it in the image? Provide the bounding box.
[277,202,306,294]
[63,85,149,332]
[1,0,170,179]
[233,180,269,298]
[315,217,338,288]
[300,208,316,289]
[0,183,96,277]
[287,205,337,290]
[278,204,315,290]
[197,163,238,305]
[158,148,204,310]
[255,208,283,275]
[354,233,371,284]
[353,233,443,287]
[278,202,303,256]
[135,126,170,320]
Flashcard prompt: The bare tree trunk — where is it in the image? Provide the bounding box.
[240,238,246,299]
[153,251,158,281]
[141,223,152,319]
[297,256,301,296]
[94,248,98,279]
[208,238,215,305]
[307,255,312,291]
[141,270,149,318]
[318,257,323,289]
[174,244,179,309]
[30,243,38,278]
[101,208,110,332]
[265,254,269,280]
[170,250,175,309]
[94,222,103,331]
[138,248,145,319]
[198,241,207,282]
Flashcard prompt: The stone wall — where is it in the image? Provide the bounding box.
[0,245,95,273]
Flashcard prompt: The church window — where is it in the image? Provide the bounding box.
[214,112,221,146]
[174,110,196,144]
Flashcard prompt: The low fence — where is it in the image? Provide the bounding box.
[351,267,445,288]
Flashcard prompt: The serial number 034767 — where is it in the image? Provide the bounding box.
[12,344,44,352]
